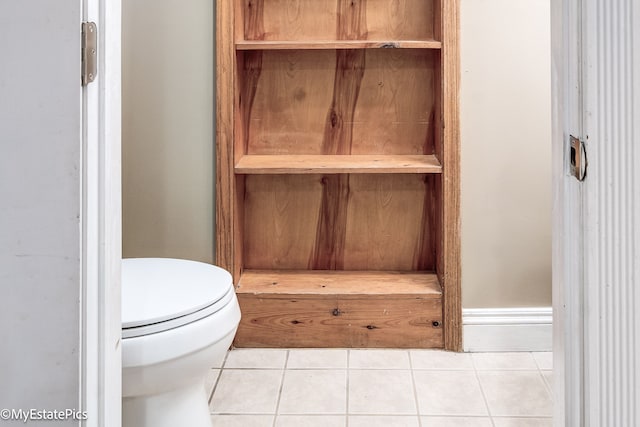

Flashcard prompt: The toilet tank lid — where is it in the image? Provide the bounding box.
[121,258,233,329]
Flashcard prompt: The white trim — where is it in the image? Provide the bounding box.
[463,308,553,352]
[81,0,121,425]
[99,0,122,424]
[81,0,100,422]
[550,0,584,424]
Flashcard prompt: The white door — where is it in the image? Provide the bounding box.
[0,1,121,425]
[552,1,640,426]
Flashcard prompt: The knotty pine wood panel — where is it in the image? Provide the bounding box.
[245,50,335,155]
[441,0,461,351]
[244,50,438,155]
[322,51,366,156]
[237,270,442,296]
[234,154,443,174]
[243,174,435,271]
[344,174,435,270]
[215,0,235,272]
[233,176,246,281]
[309,175,351,269]
[237,51,263,155]
[248,0,335,42]
[243,175,322,269]
[242,0,436,42]
[352,49,437,155]
[366,0,435,41]
[236,40,443,50]
[234,294,443,348]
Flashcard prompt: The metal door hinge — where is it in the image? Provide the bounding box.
[569,135,588,181]
[81,22,97,86]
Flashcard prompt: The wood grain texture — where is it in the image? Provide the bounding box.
[246,50,438,155]
[242,174,436,271]
[414,175,438,270]
[239,51,263,153]
[309,175,351,269]
[246,50,334,154]
[243,0,265,40]
[433,174,443,308]
[325,0,366,152]
[365,0,435,41]
[351,49,437,155]
[243,175,322,269]
[241,0,436,42]
[233,176,245,281]
[253,0,336,41]
[234,154,443,174]
[433,0,442,42]
[236,40,442,50]
[344,175,436,271]
[235,0,263,282]
[237,270,442,296]
[441,0,461,351]
[337,0,367,40]
[215,0,235,273]
[322,52,365,154]
[308,0,368,271]
[236,266,443,350]
[235,290,443,348]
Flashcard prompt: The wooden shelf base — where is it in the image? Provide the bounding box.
[234,270,444,348]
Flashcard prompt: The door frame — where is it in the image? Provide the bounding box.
[81,0,122,425]
[550,0,584,424]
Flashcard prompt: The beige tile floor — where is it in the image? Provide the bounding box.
[206,349,553,427]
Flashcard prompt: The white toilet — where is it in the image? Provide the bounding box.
[121,258,241,427]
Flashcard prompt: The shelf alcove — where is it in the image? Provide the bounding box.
[216,0,460,350]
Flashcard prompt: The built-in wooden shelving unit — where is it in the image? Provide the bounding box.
[216,0,460,350]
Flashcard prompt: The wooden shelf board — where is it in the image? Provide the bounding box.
[235,154,443,174]
[236,270,442,298]
[236,40,442,50]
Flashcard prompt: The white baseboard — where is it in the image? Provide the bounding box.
[463,307,552,352]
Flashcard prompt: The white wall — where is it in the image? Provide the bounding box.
[0,0,82,416]
[122,0,215,263]
[461,0,552,308]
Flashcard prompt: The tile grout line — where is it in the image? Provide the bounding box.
[532,351,546,393]
[532,351,554,397]
[207,368,223,406]
[213,411,517,417]
[208,350,232,410]
[492,415,554,420]
[215,412,278,416]
[408,350,423,427]
[532,351,542,374]
[345,349,350,427]
[471,353,497,427]
[272,350,289,427]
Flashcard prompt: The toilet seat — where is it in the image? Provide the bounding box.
[122,258,234,339]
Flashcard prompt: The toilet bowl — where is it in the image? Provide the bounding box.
[121,258,241,427]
